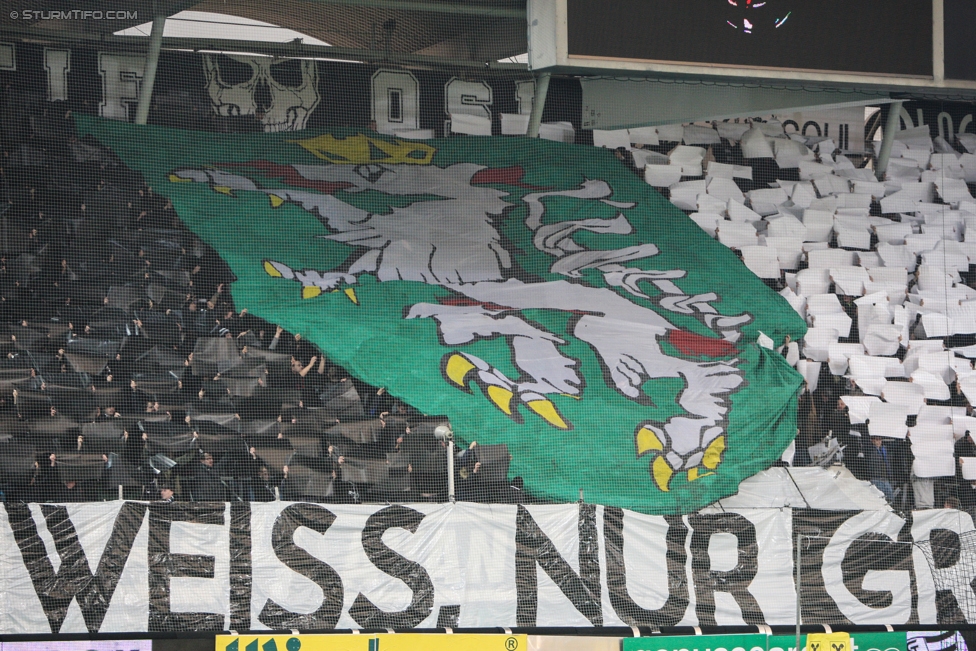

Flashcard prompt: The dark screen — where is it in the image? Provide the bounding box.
[945,0,976,81]
[567,0,933,77]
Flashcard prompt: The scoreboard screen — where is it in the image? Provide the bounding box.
[945,0,976,80]
[565,0,933,77]
[527,0,976,91]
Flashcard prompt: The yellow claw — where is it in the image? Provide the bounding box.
[486,385,514,415]
[213,185,233,196]
[560,393,580,400]
[703,435,726,470]
[264,261,283,278]
[344,287,358,304]
[445,354,476,388]
[269,194,284,208]
[526,399,570,430]
[652,456,674,492]
[302,286,323,299]
[687,468,715,482]
[168,174,191,183]
[636,426,664,456]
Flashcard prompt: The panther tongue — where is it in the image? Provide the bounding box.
[221,160,353,194]
[667,329,738,357]
[470,166,545,189]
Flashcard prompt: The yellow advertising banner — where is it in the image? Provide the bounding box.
[806,633,852,651]
[216,634,528,651]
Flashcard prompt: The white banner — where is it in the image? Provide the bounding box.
[0,502,970,634]
[773,107,868,153]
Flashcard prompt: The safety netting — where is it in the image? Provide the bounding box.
[1,0,976,635]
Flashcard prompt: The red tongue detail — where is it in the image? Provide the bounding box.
[221,160,353,194]
[471,166,535,187]
[668,330,738,357]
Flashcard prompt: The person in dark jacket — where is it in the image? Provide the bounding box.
[36,454,100,502]
[794,390,821,467]
[864,435,895,502]
[248,465,279,502]
[455,441,487,502]
[157,481,178,503]
[188,452,228,501]
[955,431,976,510]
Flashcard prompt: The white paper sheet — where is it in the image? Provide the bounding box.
[539,121,575,142]
[740,245,782,279]
[449,113,492,136]
[644,164,683,188]
[880,381,926,415]
[683,124,722,145]
[766,236,804,269]
[833,227,869,250]
[795,268,831,296]
[841,395,882,424]
[802,327,839,362]
[668,179,707,210]
[740,125,774,158]
[961,458,976,480]
[593,128,632,149]
[801,210,835,243]
[629,126,660,146]
[797,359,822,392]
[766,215,807,240]
[706,177,744,203]
[747,188,790,216]
[715,122,751,142]
[500,113,529,135]
[728,199,763,223]
[715,221,758,249]
[808,248,856,268]
[910,370,950,401]
[689,212,723,237]
[655,123,685,142]
[868,401,909,437]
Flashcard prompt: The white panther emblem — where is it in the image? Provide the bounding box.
[169,134,753,491]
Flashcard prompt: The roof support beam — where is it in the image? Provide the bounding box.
[134,11,167,125]
[526,71,550,137]
[875,100,904,181]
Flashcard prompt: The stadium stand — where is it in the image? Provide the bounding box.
[605,116,976,512]
[0,96,526,505]
[3,92,976,513]
[6,0,976,641]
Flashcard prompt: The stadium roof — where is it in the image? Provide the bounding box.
[0,0,528,70]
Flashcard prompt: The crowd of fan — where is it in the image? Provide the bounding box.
[5,87,976,511]
[605,114,976,513]
[0,92,522,505]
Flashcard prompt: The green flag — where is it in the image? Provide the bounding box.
[79,116,806,514]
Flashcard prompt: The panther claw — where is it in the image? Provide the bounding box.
[487,385,515,415]
[440,352,573,430]
[526,399,570,430]
[635,422,727,492]
[262,260,358,303]
[444,353,477,390]
[652,457,674,492]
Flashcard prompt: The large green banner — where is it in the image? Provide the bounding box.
[79,116,806,513]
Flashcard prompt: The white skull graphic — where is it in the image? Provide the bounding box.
[203,54,320,132]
